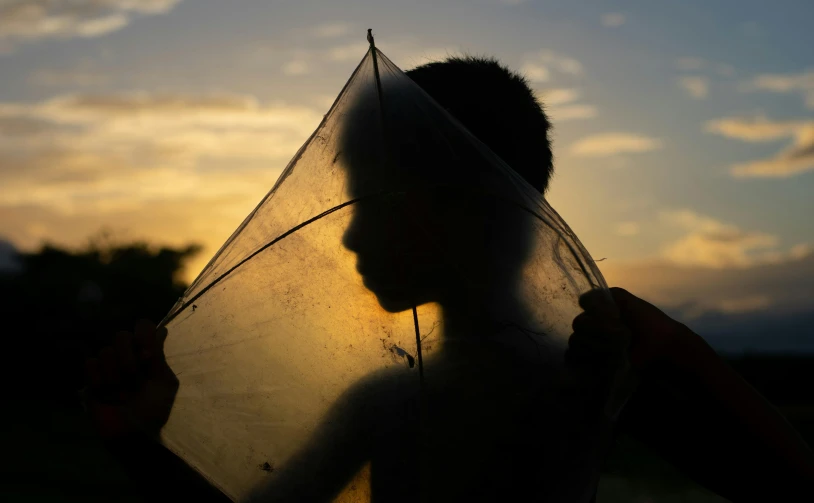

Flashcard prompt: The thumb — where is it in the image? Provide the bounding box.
[134,320,170,377]
[608,287,637,312]
[609,287,664,322]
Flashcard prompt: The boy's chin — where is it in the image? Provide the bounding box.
[373,293,414,314]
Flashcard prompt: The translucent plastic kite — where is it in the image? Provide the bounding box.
[159,35,632,503]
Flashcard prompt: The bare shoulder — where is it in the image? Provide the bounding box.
[330,364,422,424]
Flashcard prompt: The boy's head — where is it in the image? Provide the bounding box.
[406,56,554,194]
[338,54,548,313]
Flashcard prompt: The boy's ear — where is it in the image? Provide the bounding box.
[404,189,433,220]
[404,189,447,244]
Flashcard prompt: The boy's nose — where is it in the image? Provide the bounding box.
[341,219,360,252]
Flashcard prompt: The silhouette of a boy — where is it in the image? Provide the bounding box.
[86,57,814,503]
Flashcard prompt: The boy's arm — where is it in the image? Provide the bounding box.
[611,288,814,501]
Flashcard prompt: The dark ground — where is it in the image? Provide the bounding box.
[1,239,811,502]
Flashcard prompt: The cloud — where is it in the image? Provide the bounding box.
[499,0,527,5]
[569,133,663,157]
[536,49,583,75]
[634,293,774,323]
[615,222,640,237]
[662,227,777,269]
[717,64,735,77]
[602,251,814,314]
[36,91,265,115]
[746,70,814,110]
[675,57,735,78]
[534,88,597,121]
[521,49,584,83]
[0,91,321,216]
[0,114,63,136]
[600,211,814,352]
[282,59,309,76]
[521,63,549,83]
[716,295,772,314]
[327,42,370,62]
[29,67,109,87]
[704,116,802,142]
[705,116,814,177]
[601,252,814,351]
[75,13,129,36]
[790,243,813,260]
[312,22,351,38]
[535,88,578,106]
[0,0,182,49]
[659,210,808,268]
[675,57,706,71]
[601,13,626,28]
[678,76,709,99]
[312,94,337,110]
[661,294,775,322]
[550,104,597,121]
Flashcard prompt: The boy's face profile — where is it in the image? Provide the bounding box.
[337,120,511,316]
[336,55,550,316]
[336,88,451,314]
[340,176,533,317]
[341,192,446,314]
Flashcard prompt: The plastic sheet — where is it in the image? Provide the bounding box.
[159,42,629,502]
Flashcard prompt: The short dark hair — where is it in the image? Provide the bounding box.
[406,56,553,194]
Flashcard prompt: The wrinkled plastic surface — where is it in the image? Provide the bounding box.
[160,47,627,502]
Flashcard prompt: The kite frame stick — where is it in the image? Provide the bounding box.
[368,28,427,391]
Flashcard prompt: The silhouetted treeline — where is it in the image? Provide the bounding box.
[0,237,200,404]
[728,354,814,447]
[728,355,813,407]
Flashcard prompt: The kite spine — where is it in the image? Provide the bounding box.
[369,35,428,475]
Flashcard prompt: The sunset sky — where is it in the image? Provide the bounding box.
[1,0,813,351]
